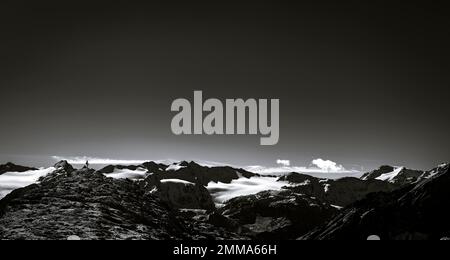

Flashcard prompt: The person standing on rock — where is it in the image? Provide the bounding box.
[85,160,89,169]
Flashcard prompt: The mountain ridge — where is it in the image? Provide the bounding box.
[0,160,448,240]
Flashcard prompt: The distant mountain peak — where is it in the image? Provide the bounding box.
[360,165,424,186]
[0,162,37,175]
[360,165,395,181]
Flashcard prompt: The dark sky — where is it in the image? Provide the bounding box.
[1,0,449,171]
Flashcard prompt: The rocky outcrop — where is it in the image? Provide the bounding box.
[211,190,338,240]
[53,160,75,173]
[0,163,37,175]
[301,163,450,240]
[152,180,216,211]
[0,165,243,240]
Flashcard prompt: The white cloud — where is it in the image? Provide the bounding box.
[312,158,345,172]
[52,156,147,165]
[276,159,290,167]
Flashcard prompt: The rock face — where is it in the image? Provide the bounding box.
[279,173,397,207]
[211,190,338,240]
[360,165,424,186]
[301,163,450,240]
[152,180,216,211]
[0,164,243,240]
[0,163,37,175]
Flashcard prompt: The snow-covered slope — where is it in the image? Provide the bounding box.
[375,167,405,182]
[361,165,424,186]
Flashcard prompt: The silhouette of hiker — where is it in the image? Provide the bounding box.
[85,160,89,169]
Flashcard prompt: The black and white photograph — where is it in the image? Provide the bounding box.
[1,0,449,248]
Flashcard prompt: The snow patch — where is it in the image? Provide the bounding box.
[160,179,195,185]
[0,167,56,199]
[296,180,311,186]
[324,184,331,193]
[331,205,343,210]
[376,167,404,182]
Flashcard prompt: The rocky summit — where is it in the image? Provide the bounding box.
[360,165,425,186]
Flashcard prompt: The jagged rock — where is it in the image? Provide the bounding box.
[280,173,397,207]
[0,167,243,240]
[301,164,450,240]
[214,190,338,240]
[0,163,37,175]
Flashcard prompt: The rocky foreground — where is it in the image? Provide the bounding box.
[0,161,241,240]
[0,160,448,240]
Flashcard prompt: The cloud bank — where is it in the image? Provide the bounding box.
[207,176,287,205]
[245,159,360,179]
[52,156,147,165]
